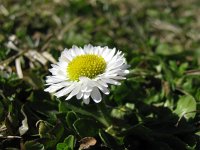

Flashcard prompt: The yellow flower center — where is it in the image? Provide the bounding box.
[67,54,106,81]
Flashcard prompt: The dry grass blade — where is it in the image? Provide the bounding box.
[58,17,81,40]
[15,57,23,79]
[42,51,57,63]
[151,19,182,33]
[0,49,29,67]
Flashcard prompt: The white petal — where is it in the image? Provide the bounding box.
[102,78,121,85]
[44,82,70,93]
[94,46,100,55]
[105,69,121,75]
[79,77,89,92]
[71,45,80,56]
[102,47,110,59]
[49,68,66,77]
[54,83,76,98]
[107,60,125,71]
[100,86,110,95]
[83,91,91,99]
[103,74,117,78]
[80,82,87,92]
[107,54,118,64]
[117,70,129,76]
[97,80,108,87]
[84,44,93,54]
[51,64,59,69]
[91,87,102,103]
[121,70,130,74]
[97,47,104,55]
[83,97,90,104]
[92,80,110,95]
[66,84,81,100]
[76,91,83,99]
[59,54,70,62]
[87,80,96,87]
[44,86,59,93]
[65,53,73,61]
[111,76,126,80]
[84,86,92,93]
[57,61,68,68]
[105,48,116,61]
[120,64,130,70]
[46,76,66,84]
[107,59,123,68]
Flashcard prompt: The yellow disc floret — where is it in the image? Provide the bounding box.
[67,54,106,81]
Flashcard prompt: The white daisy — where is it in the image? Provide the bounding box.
[44,45,129,104]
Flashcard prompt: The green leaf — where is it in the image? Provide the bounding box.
[64,135,75,149]
[23,70,44,89]
[99,129,121,149]
[59,102,108,127]
[111,103,135,119]
[66,111,78,129]
[156,44,182,55]
[73,118,100,137]
[56,135,75,150]
[174,95,196,120]
[36,120,51,138]
[59,101,70,112]
[111,108,126,119]
[24,141,45,150]
[125,103,135,110]
[161,60,175,89]
[41,121,65,149]
[56,143,70,150]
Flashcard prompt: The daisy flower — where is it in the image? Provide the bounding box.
[45,45,129,104]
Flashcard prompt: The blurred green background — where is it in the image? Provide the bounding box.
[0,0,200,149]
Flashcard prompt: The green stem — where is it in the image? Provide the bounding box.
[97,101,112,128]
[65,102,110,128]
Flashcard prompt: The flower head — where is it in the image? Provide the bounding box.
[45,45,129,104]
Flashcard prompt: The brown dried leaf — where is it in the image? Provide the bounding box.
[79,137,97,150]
